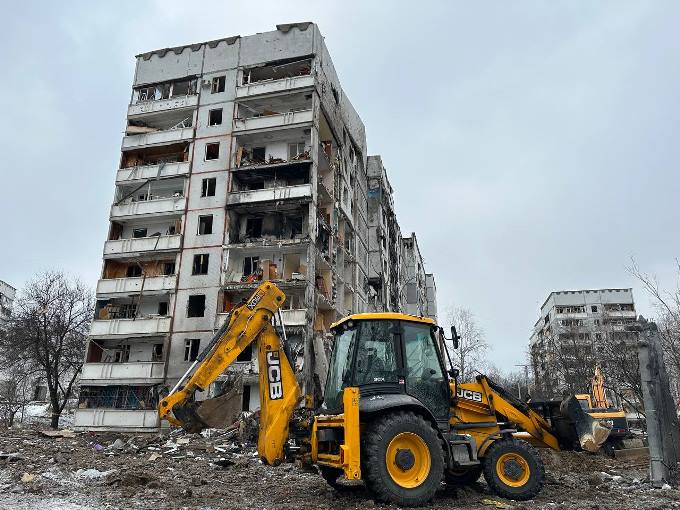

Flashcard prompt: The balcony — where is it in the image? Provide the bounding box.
[127,95,198,117]
[122,126,194,149]
[104,235,181,258]
[215,308,306,328]
[96,275,177,297]
[80,362,165,384]
[90,316,171,339]
[233,110,313,134]
[603,310,637,318]
[236,75,314,100]
[116,162,190,184]
[222,278,307,293]
[110,196,186,219]
[74,409,159,432]
[226,184,312,207]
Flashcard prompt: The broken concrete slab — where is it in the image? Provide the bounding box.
[40,429,77,439]
[614,447,650,460]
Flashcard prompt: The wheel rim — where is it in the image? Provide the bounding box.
[385,432,431,488]
[495,452,530,488]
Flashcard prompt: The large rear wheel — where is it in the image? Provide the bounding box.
[482,439,544,500]
[362,411,444,507]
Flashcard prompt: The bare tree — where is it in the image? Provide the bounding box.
[0,271,93,428]
[0,363,36,427]
[596,310,644,415]
[550,320,597,397]
[486,364,531,400]
[446,306,488,382]
[629,259,680,398]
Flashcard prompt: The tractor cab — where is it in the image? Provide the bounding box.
[323,313,452,428]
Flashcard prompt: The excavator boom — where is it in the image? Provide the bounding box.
[158,282,301,465]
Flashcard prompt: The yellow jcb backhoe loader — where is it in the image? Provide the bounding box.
[159,282,607,507]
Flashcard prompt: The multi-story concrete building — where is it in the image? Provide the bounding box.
[366,156,403,313]
[424,273,437,321]
[365,158,437,321]
[401,233,431,318]
[75,23,436,432]
[529,288,637,400]
[0,280,15,323]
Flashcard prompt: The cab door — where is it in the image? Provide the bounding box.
[401,322,450,422]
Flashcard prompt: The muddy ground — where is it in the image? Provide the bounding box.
[0,426,677,510]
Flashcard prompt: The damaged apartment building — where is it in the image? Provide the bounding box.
[366,157,437,320]
[75,23,436,432]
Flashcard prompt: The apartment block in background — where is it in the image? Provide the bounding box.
[0,280,16,323]
[365,158,436,320]
[529,288,637,402]
[401,233,432,318]
[75,23,436,432]
[366,156,403,313]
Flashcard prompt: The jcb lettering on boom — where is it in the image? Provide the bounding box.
[457,388,483,402]
[267,351,283,400]
[247,291,264,310]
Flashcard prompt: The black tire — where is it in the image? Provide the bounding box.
[361,411,444,507]
[482,439,544,501]
[319,466,356,492]
[445,465,483,486]
[602,440,617,458]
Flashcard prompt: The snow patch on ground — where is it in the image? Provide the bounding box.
[75,468,116,480]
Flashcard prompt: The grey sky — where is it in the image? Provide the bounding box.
[1,1,679,370]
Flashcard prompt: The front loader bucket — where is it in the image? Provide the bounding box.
[560,395,612,452]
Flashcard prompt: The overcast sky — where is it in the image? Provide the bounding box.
[1,1,679,371]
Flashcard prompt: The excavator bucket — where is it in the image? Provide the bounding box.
[195,389,243,429]
[559,395,612,452]
[171,382,244,433]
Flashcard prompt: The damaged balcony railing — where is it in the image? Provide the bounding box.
[236,147,311,168]
[123,116,194,148]
[78,385,159,410]
[80,362,165,383]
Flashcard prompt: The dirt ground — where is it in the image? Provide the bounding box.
[0,426,677,510]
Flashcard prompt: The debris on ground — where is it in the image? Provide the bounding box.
[39,429,77,439]
[75,468,116,480]
[20,473,36,483]
[481,498,510,508]
[0,425,678,510]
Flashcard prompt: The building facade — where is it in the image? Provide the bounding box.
[529,288,637,401]
[402,234,430,318]
[366,156,403,313]
[75,23,436,432]
[0,280,15,323]
[365,157,436,320]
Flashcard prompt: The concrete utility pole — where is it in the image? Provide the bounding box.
[632,317,680,487]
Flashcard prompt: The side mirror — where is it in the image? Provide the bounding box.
[450,326,460,350]
[448,368,459,379]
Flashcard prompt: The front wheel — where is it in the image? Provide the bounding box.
[362,411,444,507]
[482,439,545,500]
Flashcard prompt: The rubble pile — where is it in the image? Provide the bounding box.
[1,426,679,510]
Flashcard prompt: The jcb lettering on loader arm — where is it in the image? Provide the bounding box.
[457,388,483,402]
[266,351,283,400]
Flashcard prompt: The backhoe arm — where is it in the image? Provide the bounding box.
[159,282,301,464]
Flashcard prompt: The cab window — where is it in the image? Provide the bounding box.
[354,320,399,386]
[403,322,449,419]
[403,323,444,381]
[324,327,357,411]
